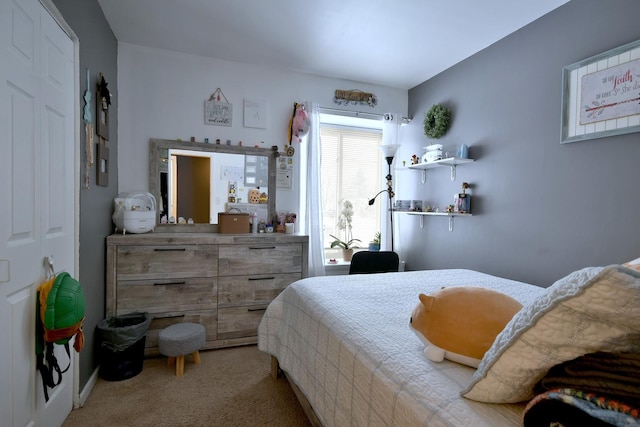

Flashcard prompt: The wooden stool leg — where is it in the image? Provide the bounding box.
[167,356,176,366]
[176,355,184,376]
[192,350,201,365]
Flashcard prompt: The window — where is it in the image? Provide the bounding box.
[320,122,383,261]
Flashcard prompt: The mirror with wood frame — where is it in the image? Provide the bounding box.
[148,138,277,232]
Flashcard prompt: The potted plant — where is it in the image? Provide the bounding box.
[368,232,381,252]
[329,236,361,261]
[329,200,361,261]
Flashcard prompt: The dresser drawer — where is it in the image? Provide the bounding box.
[218,273,300,308]
[218,244,302,276]
[217,306,266,340]
[115,277,217,313]
[144,310,218,354]
[107,233,308,352]
[116,245,218,280]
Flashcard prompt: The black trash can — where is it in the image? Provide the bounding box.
[97,312,151,381]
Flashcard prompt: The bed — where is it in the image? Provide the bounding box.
[258,269,540,426]
[258,266,640,427]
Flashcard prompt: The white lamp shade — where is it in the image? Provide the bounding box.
[379,144,400,159]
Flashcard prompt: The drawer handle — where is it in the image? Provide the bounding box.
[248,277,275,281]
[249,246,276,250]
[154,281,186,286]
[154,248,187,252]
[248,306,268,312]
[154,314,186,319]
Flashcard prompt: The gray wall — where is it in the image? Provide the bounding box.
[401,0,640,287]
[53,0,118,389]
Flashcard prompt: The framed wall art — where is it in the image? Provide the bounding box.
[243,98,267,129]
[561,39,640,143]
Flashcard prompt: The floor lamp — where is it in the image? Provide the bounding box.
[368,144,400,252]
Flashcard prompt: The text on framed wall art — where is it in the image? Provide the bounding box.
[580,59,640,125]
[561,38,640,143]
[205,88,232,127]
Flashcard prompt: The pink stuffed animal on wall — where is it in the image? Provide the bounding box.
[289,102,310,144]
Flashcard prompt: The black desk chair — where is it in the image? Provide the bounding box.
[348,251,400,274]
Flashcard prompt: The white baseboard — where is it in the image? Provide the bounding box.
[75,366,99,408]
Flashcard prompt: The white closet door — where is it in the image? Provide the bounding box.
[0,0,76,425]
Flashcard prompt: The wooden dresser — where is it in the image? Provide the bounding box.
[106,233,308,355]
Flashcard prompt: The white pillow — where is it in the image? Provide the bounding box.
[462,265,640,403]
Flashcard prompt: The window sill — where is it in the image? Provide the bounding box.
[324,261,350,276]
[325,259,350,266]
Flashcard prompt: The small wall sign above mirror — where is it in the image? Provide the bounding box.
[205,88,232,127]
[243,98,267,129]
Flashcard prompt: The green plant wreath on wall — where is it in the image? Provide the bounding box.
[423,104,451,139]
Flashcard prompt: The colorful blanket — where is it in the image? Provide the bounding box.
[523,388,639,427]
[524,352,640,426]
[538,352,640,408]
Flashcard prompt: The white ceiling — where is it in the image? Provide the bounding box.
[98,0,569,90]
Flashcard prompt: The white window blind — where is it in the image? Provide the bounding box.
[320,126,382,251]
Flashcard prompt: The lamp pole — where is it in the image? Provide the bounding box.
[385,155,395,251]
[368,144,400,252]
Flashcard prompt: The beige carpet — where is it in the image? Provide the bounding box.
[63,345,311,427]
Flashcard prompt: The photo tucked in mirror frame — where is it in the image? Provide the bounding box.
[148,138,277,232]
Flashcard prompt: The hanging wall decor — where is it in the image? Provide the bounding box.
[561,38,640,143]
[334,89,377,107]
[288,102,310,144]
[423,104,451,139]
[96,73,111,140]
[243,98,267,129]
[205,88,232,126]
[83,69,94,189]
[276,156,293,189]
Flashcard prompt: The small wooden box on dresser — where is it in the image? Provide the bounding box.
[106,233,309,355]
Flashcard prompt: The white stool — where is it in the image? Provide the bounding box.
[158,322,205,376]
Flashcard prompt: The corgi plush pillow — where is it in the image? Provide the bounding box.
[410,287,522,368]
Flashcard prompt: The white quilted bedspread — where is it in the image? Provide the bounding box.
[258,269,545,427]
